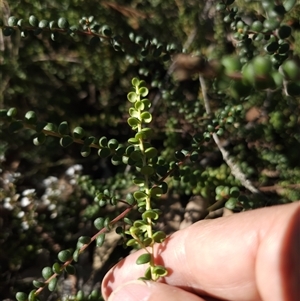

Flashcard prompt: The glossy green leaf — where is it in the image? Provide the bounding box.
[133,191,148,201]
[96,233,105,247]
[29,15,38,27]
[48,277,58,292]
[58,121,69,135]
[127,117,141,128]
[58,250,71,262]
[132,77,140,87]
[126,238,138,247]
[140,111,152,123]
[225,197,237,210]
[43,122,56,132]
[152,231,167,243]
[28,289,37,301]
[33,280,45,288]
[138,87,149,97]
[58,17,69,29]
[150,186,163,198]
[81,145,91,157]
[140,165,155,176]
[42,266,52,280]
[98,147,111,158]
[142,209,159,220]
[94,217,105,230]
[38,20,48,28]
[127,92,138,103]
[52,262,62,274]
[65,264,76,275]
[229,187,240,198]
[129,107,139,118]
[73,126,86,139]
[25,111,37,124]
[79,236,91,244]
[128,137,140,144]
[33,133,46,145]
[136,253,151,265]
[108,138,119,150]
[16,292,28,301]
[153,265,168,277]
[283,0,296,11]
[60,136,73,148]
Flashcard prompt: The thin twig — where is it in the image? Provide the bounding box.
[199,75,261,194]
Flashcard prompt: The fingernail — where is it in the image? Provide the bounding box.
[108,280,151,301]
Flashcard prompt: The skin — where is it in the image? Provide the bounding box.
[102,202,300,301]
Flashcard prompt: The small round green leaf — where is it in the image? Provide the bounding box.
[48,278,58,292]
[81,145,91,157]
[38,20,48,28]
[25,111,37,124]
[60,136,73,148]
[96,233,105,247]
[58,250,72,263]
[127,117,141,128]
[229,187,240,198]
[277,25,292,39]
[76,290,84,301]
[281,60,300,80]
[140,111,152,123]
[127,92,138,103]
[136,253,151,265]
[99,136,108,147]
[138,87,149,97]
[8,16,18,26]
[108,139,119,150]
[73,249,80,262]
[79,236,91,244]
[52,262,61,274]
[145,147,158,159]
[73,126,86,139]
[126,238,138,247]
[65,264,76,275]
[94,217,105,230]
[16,292,28,301]
[140,165,155,176]
[134,191,147,201]
[142,210,159,220]
[33,280,45,288]
[150,186,163,198]
[225,197,237,210]
[102,25,112,36]
[128,137,140,144]
[28,289,37,301]
[58,121,69,135]
[29,15,38,27]
[7,107,17,117]
[98,147,111,158]
[174,150,185,161]
[153,265,168,277]
[152,231,167,243]
[33,132,46,146]
[132,77,140,87]
[43,122,56,132]
[58,17,69,29]
[42,267,52,280]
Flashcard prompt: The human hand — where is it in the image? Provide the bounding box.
[102,202,300,301]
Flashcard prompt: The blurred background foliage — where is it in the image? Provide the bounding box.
[1,0,300,299]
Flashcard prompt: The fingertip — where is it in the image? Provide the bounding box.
[107,280,150,301]
[106,280,206,301]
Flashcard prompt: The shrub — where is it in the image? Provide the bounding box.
[1,0,300,300]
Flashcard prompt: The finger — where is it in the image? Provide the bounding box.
[102,202,300,301]
[107,280,210,301]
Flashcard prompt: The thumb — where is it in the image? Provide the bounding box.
[107,280,206,301]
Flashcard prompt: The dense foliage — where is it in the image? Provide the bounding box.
[1,0,300,300]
